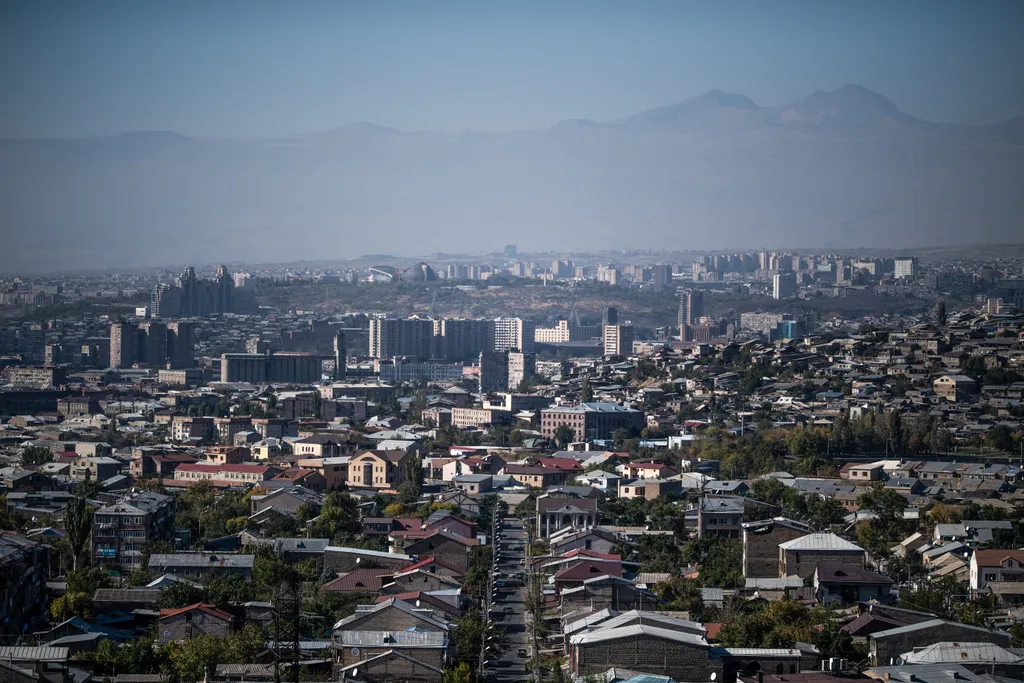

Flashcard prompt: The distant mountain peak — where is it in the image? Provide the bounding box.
[771,84,920,133]
[697,89,759,109]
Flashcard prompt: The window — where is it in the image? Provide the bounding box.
[985,573,998,581]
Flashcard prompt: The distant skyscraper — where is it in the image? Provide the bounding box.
[151,284,182,317]
[652,264,673,289]
[504,244,517,256]
[678,289,705,329]
[602,307,618,326]
[773,272,797,300]
[436,319,495,361]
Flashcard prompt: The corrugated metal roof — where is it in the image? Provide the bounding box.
[0,646,70,661]
[778,532,863,552]
[337,630,448,647]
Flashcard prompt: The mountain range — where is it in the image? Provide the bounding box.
[2,85,1022,272]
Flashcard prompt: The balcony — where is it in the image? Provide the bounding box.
[95,548,117,558]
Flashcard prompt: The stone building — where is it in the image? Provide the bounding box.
[778,533,865,578]
[742,517,813,578]
[569,623,720,681]
[332,598,452,674]
[536,495,598,539]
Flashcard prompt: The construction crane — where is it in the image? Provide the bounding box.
[568,282,581,327]
[458,289,467,317]
[428,288,438,317]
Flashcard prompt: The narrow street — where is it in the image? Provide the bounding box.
[487,516,530,683]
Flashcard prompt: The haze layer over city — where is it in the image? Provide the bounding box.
[3,4,1024,683]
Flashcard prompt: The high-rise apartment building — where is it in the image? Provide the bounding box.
[368,318,434,360]
[603,324,634,357]
[894,257,919,280]
[773,272,797,300]
[494,317,535,354]
[221,352,323,383]
[436,319,495,361]
[479,351,509,394]
[507,351,535,391]
[602,307,618,326]
[167,321,195,368]
[109,323,136,369]
[678,289,705,329]
[151,284,181,317]
[652,265,673,289]
[139,322,168,367]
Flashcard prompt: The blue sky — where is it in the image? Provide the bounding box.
[1,0,1022,137]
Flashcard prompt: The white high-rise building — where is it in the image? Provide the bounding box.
[493,317,535,354]
[772,272,797,300]
[894,257,919,280]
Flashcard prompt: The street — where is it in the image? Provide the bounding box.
[486,516,530,683]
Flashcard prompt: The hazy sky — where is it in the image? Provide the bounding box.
[1,0,1023,137]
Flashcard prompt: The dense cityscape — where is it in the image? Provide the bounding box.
[1,247,1024,683]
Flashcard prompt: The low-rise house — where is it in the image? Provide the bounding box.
[742,518,814,579]
[970,549,1024,594]
[502,464,570,488]
[814,563,892,604]
[157,603,234,645]
[400,531,479,572]
[324,546,414,574]
[616,478,682,500]
[778,533,865,578]
[698,497,745,539]
[346,450,415,489]
[331,598,452,673]
[867,619,1011,667]
[536,495,598,539]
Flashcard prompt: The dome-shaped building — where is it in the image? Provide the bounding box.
[403,262,438,282]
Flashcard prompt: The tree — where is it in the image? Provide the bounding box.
[580,374,593,403]
[554,424,575,449]
[986,425,1016,453]
[856,486,908,558]
[157,580,205,609]
[453,609,509,667]
[21,445,53,465]
[807,496,847,531]
[64,491,94,571]
[442,662,473,683]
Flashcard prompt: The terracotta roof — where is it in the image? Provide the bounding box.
[158,602,233,622]
[322,569,391,594]
[972,549,1024,567]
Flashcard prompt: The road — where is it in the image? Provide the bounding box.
[487,516,530,683]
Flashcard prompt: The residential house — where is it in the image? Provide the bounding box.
[536,496,598,539]
[742,518,814,579]
[778,533,865,578]
[157,603,234,645]
[814,563,892,604]
[346,450,415,489]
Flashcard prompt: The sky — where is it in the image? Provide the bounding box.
[1,0,1023,137]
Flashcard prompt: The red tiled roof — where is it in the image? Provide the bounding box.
[159,602,233,623]
[322,569,391,593]
[704,623,723,641]
[973,549,1024,567]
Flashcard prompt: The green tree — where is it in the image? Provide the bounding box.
[580,374,593,403]
[554,424,575,449]
[157,580,206,609]
[64,491,94,571]
[442,662,473,683]
[21,445,54,465]
[453,609,509,667]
